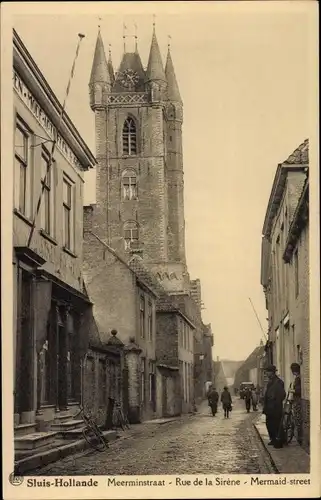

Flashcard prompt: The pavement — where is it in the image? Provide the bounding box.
[28,399,276,476]
[253,413,310,473]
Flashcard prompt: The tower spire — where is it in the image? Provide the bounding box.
[89,29,110,110]
[146,21,166,83]
[89,29,110,86]
[165,42,182,104]
[107,44,115,84]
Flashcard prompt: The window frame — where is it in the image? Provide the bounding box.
[14,119,30,216]
[123,221,139,250]
[148,361,155,402]
[122,169,138,201]
[140,295,145,339]
[122,117,137,156]
[141,357,145,403]
[147,301,153,341]
[63,176,74,251]
[294,249,299,298]
[40,149,52,235]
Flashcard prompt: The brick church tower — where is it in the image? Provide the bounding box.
[88,25,189,293]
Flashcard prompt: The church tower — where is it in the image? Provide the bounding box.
[89,25,189,293]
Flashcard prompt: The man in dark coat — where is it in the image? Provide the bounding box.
[207,385,219,417]
[263,365,286,446]
[221,386,232,418]
[244,387,252,413]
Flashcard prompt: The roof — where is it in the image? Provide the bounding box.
[87,232,159,298]
[234,345,265,382]
[262,140,309,238]
[165,49,182,103]
[89,31,110,86]
[107,49,115,84]
[128,254,163,297]
[283,139,309,164]
[113,52,146,92]
[13,29,96,171]
[146,28,166,82]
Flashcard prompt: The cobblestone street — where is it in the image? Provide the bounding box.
[30,399,275,476]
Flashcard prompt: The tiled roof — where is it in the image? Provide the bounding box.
[283,139,309,165]
[128,255,165,297]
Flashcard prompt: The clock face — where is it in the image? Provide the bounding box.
[119,69,139,89]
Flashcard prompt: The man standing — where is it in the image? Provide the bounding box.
[221,386,232,418]
[290,362,303,445]
[207,384,219,417]
[251,387,258,411]
[263,365,286,446]
[244,387,252,413]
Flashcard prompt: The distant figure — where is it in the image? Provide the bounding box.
[207,384,219,417]
[221,386,232,418]
[263,365,286,447]
[244,387,252,413]
[251,387,258,411]
[290,362,303,445]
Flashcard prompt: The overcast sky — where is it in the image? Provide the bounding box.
[11,1,316,361]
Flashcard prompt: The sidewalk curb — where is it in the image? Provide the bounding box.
[253,423,279,474]
[15,430,118,475]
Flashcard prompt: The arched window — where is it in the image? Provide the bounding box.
[122,169,137,200]
[122,117,137,155]
[123,221,139,250]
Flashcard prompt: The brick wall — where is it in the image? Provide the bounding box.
[156,312,179,367]
[83,348,123,427]
[94,105,169,264]
[83,230,137,345]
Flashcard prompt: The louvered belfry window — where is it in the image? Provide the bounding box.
[122,117,137,155]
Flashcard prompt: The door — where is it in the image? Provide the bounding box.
[162,374,167,417]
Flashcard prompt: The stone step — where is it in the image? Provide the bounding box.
[15,431,58,451]
[60,423,103,440]
[51,419,84,432]
[62,428,117,442]
[53,413,73,423]
[14,423,36,438]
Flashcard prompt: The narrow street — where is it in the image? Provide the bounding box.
[30,399,275,476]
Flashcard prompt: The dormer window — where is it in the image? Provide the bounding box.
[122,118,137,155]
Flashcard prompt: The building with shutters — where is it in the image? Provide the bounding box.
[12,29,96,453]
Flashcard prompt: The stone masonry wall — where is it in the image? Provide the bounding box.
[156,312,179,367]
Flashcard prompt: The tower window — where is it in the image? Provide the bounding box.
[122,117,137,156]
[123,220,139,250]
[122,169,137,200]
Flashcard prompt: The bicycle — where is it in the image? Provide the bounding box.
[282,397,295,445]
[277,383,295,446]
[74,406,108,452]
[114,402,130,430]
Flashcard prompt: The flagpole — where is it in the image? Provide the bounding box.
[27,33,85,249]
[248,297,268,342]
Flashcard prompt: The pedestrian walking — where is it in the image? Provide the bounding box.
[290,362,303,445]
[221,386,232,418]
[244,387,252,413]
[262,365,286,447]
[207,384,219,417]
[251,388,258,411]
